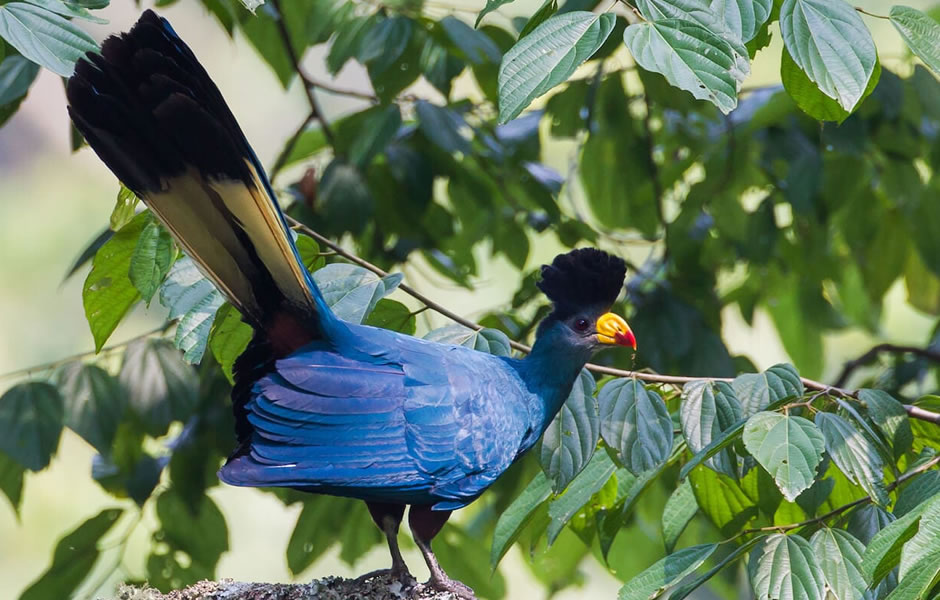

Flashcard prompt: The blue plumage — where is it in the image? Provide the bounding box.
[66,10,635,596]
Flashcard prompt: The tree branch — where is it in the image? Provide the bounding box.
[834,343,940,388]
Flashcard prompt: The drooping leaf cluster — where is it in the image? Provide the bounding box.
[2,0,940,599]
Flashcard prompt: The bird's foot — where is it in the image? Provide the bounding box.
[354,566,418,589]
[419,575,476,599]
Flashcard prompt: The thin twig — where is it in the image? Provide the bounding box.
[307,78,378,101]
[855,6,890,20]
[834,343,940,388]
[269,112,316,183]
[270,0,335,147]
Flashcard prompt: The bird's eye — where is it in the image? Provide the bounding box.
[574,318,590,332]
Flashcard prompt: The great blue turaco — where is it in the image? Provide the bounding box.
[65,10,636,597]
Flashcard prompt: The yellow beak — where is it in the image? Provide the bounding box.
[595,312,636,349]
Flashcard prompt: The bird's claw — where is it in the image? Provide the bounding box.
[419,575,476,599]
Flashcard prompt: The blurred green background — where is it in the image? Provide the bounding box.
[0,1,935,598]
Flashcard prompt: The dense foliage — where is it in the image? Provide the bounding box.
[2,0,940,598]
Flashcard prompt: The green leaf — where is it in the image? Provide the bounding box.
[295,234,324,273]
[120,338,198,437]
[809,528,868,600]
[56,363,123,455]
[336,500,382,566]
[518,0,558,39]
[240,8,292,87]
[778,0,877,111]
[859,389,913,461]
[598,378,674,475]
[129,218,174,303]
[491,471,551,567]
[890,5,940,77]
[363,298,416,335]
[317,159,373,235]
[709,0,773,43]
[688,466,759,535]
[19,508,123,600]
[743,412,825,501]
[0,451,25,512]
[207,303,252,384]
[540,369,599,492]
[156,489,228,569]
[814,412,889,505]
[748,533,826,600]
[498,11,616,123]
[618,543,717,600]
[898,493,940,579]
[109,185,138,232]
[434,523,507,600]
[82,212,148,352]
[895,471,940,518]
[662,479,698,552]
[545,449,616,544]
[0,382,63,471]
[0,53,38,105]
[423,325,512,356]
[680,417,746,479]
[0,2,97,76]
[313,263,402,324]
[347,103,402,168]
[781,46,880,122]
[287,496,343,574]
[733,363,803,417]
[415,100,471,154]
[846,504,895,545]
[680,380,742,476]
[159,257,225,364]
[475,0,514,27]
[623,18,741,114]
[22,0,108,23]
[360,16,412,77]
[884,549,940,600]
[280,125,327,168]
[861,497,934,584]
[441,16,501,64]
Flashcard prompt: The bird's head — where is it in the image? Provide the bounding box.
[535,248,636,353]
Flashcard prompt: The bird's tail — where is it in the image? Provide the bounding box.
[66,10,334,353]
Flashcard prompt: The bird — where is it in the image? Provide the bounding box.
[65,10,636,598]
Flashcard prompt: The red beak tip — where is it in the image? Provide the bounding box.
[615,331,637,350]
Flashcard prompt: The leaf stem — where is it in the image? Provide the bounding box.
[855,7,890,20]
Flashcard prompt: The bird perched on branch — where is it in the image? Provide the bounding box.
[66,10,635,598]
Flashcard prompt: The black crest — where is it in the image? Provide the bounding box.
[537,248,626,318]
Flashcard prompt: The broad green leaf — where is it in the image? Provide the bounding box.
[689,466,759,535]
[662,479,697,552]
[623,18,741,114]
[778,0,877,110]
[815,412,889,505]
[618,543,717,600]
[0,451,24,512]
[781,47,880,122]
[441,16,501,65]
[363,298,416,335]
[680,417,745,479]
[129,218,174,303]
[0,2,97,76]
[810,528,868,600]
[861,497,935,584]
[890,6,940,76]
[317,160,373,235]
[313,263,402,325]
[156,490,228,569]
[709,0,772,42]
[336,501,383,566]
[680,380,742,476]
[0,54,38,105]
[748,533,826,600]
[424,325,512,356]
[159,257,224,364]
[82,212,148,352]
[498,12,616,123]
[415,100,471,154]
[0,382,63,471]
[733,363,803,417]
[671,536,766,600]
[859,389,913,461]
[894,471,940,518]
[120,338,198,437]
[846,504,895,545]
[346,104,402,168]
[883,550,940,600]
[475,0,515,27]
[518,0,558,40]
[491,471,551,567]
[743,412,825,501]
[207,303,252,384]
[109,185,138,232]
[280,125,327,168]
[898,493,940,579]
[360,16,412,77]
[287,496,345,574]
[22,0,107,23]
[56,363,122,455]
[19,508,123,600]
[545,450,616,544]
[294,234,324,273]
[540,369,599,492]
[598,378,673,475]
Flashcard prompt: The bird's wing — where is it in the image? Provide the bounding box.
[218,330,531,508]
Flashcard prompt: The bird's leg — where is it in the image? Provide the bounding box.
[355,502,415,586]
[408,505,476,599]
